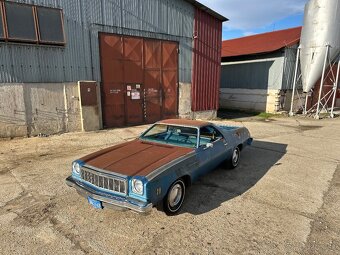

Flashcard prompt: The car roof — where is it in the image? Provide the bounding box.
[157,119,211,128]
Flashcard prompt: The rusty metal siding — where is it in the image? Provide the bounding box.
[0,0,194,83]
[192,7,222,112]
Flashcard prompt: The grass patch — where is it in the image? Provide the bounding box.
[218,108,283,120]
[256,112,278,119]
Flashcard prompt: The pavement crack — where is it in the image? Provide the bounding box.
[302,164,340,254]
[244,195,316,221]
[49,217,100,255]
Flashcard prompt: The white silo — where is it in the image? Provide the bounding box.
[300,0,340,93]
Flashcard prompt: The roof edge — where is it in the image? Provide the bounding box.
[185,0,228,22]
[223,26,302,43]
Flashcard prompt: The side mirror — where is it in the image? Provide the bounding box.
[206,143,214,149]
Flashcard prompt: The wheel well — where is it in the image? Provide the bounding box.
[238,144,243,151]
[181,175,191,187]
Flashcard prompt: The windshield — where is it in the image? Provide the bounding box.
[140,124,198,148]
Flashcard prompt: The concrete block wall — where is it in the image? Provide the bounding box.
[178,83,192,118]
[0,84,27,137]
[220,88,302,113]
[178,83,217,120]
[0,83,83,138]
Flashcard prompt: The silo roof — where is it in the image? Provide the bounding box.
[185,0,228,22]
[222,27,302,58]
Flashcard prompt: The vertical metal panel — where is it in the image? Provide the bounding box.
[192,7,222,112]
[282,46,300,90]
[144,39,162,123]
[0,0,194,84]
[100,33,125,127]
[79,82,97,106]
[162,40,179,119]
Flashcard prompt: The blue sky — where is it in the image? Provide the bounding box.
[198,0,309,40]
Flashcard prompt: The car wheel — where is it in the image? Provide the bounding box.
[230,147,240,169]
[163,179,186,215]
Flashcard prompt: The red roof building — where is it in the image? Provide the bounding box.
[220,27,302,113]
[222,27,302,59]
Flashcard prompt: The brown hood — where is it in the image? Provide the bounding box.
[80,139,194,177]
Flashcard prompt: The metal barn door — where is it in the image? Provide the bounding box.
[144,39,162,124]
[100,34,178,128]
[162,41,179,119]
[123,37,144,125]
[100,34,125,127]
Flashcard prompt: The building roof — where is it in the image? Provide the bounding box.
[222,27,302,58]
[185,0,228,22]
[158,119,211,128]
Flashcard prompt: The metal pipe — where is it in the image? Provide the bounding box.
[289,47,301,116]
[330,58,340,118]
[315,45,330,119]
[304,93,309,115]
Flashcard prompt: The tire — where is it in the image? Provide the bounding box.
[229,146,241,169]
[163,179,186,215]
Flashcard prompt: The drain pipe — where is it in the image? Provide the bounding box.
[289,47,301,116]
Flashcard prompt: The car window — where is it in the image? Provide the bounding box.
[199,126,223,146]
[141,124,198,148]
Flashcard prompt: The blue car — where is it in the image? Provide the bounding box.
[66,119,252,215]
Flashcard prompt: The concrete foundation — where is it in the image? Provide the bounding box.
[178,83,192,118]
[178,83,217,120]
[220,88,303,113]
[192,110,217,120]
[0,82,102,138]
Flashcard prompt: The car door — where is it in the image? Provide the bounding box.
[195,126,228,177]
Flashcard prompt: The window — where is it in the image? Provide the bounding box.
[141,124,198,148]
[5,2,37,42]
[199,126,223,146]
[36,7,65,44]
[0,2,65,45]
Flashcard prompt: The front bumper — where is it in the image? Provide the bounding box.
[66,176,153,214]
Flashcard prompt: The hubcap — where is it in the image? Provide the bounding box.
[232,149,239,165]
[169,184,183,207]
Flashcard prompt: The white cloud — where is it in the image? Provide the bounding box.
[243,31,256,37]
[198,0,307,30]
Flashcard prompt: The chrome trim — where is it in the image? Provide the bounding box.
[83,164,127,178]
[81,167,127,195]
[146,151,196,181]
[66,176,153,214]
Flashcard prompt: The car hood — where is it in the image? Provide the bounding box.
[80,139,194,177]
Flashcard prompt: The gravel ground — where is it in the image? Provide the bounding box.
[0,116,339,255]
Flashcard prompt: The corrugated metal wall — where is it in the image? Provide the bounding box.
[220,52,286,90]
[282,46,300,89]
[0,0,194,83]
[191,7,222,112]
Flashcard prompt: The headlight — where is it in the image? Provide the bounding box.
[72,162,81,175]
[132,179,144,195]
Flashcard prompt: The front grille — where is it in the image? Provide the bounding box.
[80,167,127,195]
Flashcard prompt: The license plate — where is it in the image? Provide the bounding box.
[87,196,103,209]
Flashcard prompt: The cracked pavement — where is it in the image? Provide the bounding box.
[0,116,339,254]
